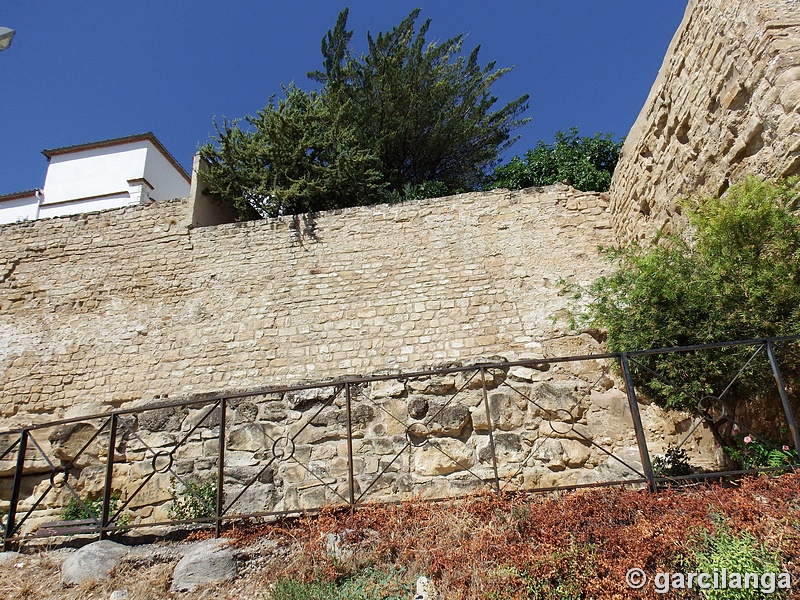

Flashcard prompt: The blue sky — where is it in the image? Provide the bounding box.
[0,2,687,195]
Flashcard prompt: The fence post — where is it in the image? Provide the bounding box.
[766,339,800,457]
[100,414,118,540]
[480,368,501,493]
[215,398,226,538]
[4,430,27,550]
[620,354,657,492]
[344,383,356,507]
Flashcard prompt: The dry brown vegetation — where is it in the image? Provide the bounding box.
[1,473,799,599]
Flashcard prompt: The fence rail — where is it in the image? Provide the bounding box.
[1,335,798,550]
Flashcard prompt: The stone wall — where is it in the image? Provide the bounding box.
[610,0,800,242]
[0,355,715,535]
[0,186,613,427]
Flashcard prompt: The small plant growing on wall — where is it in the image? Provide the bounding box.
[652,446,694,478]
[168,477,219,520]
[725,432,799,471]
[61,491,130,527]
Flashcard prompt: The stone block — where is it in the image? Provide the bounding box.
[413,438,474,476]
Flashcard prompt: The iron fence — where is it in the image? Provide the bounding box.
[1,335,798,549]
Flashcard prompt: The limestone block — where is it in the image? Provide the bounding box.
[309,405,347,428]
[298,486,328,510]
[454,366,505,389]
[225,482,277,514]
[232,400,258,423]
[124,472,172,508]
[183,406,221,430]
[413,438,474,476]
[227,423,271,452]
[530,438,566,469]
[407,395,429,419]
[76,464,106,496]
[285,386,337,411]
[528,380,583,421]
[259,401,288,422]
[508,365,551,382]
[427,402,471,437]
[471,391,527,431]
[577,446,644,485]
[584,391,634,443]
[369,379,406,399]
[48,423,102,466]
[477,432,523,464]
[408,375,456,395]
[560,440,591,468]
[139,406,185,432]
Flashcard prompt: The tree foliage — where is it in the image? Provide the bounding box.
[199,87,384,219]
[488,127,622,192]
[573,177,800,413]
[199,9,529,219]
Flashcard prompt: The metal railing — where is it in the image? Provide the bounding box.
[1,335,798,549]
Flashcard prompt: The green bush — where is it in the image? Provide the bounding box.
[61,491,131,529]
[724,432,799,470]
[688,521,787,599]
[168,478,219,520]
[653,447,694,478]
[572,177,800,413]
[487,544,596,600]
[266,567,412,600]
[488,127,622,192]
[62,492,120,522]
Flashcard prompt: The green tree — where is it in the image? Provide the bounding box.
[573,178,800,418]
[488,127,622,192]
[310,8,529,195]
[199,86,384,219]
[200,9,529,219]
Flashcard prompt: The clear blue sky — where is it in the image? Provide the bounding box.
[0,2,687,195]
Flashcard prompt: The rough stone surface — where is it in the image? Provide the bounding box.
[60,540,129,586]
[0,187,613,423]
[611,0,800,242]
[0,551,22,564]
[170,538,237,592]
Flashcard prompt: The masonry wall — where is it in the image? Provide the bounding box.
[0,186,614,427]
[610,0,800,242]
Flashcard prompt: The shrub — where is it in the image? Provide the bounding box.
[168,478,219,520]
[488,127,622,192]
[62,492,120,522]
[725,433,799,471]
[572,177,800,417]
[267,567,412,600]
[653,447,694,478]
[688,521,787,599]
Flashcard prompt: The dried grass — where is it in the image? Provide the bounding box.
[1,473,799,599]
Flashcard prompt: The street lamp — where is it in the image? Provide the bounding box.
[0,27,16,51]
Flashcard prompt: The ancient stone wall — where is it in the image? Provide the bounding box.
[610,0,800,242]
[1,186,613,427]
[0,357,715,534]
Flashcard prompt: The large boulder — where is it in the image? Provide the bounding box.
[170,538,237,592]
[61,540,129,585]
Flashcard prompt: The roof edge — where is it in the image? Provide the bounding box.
[41,132,191,184]
[0,188,41,202]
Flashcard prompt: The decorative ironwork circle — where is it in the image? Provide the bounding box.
[545,411,575,435]
[698,395,724,416]
[272,437,296,460]
[406,422,430,447]
[49,467,69,488]
[152,451,174,474]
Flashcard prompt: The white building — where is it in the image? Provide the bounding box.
[0,132,190,224]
